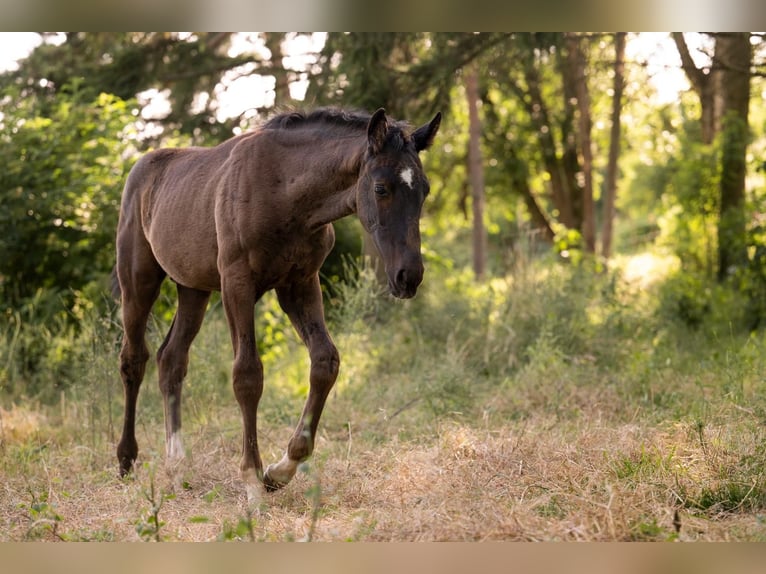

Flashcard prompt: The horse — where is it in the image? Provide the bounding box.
[113,107,441,502]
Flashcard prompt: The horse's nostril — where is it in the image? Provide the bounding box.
[396,268,407,287]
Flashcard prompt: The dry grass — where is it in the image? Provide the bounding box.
[2,396,764,542]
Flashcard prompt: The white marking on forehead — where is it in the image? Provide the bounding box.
[399,167,414,189]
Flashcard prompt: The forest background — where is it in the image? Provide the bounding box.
[2,32,766,542]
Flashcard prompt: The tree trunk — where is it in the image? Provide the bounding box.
[601,32,626,260]
[673,32,719,144]
[558,36,583,231]
[481,83,555,244]
[465,63,487,281]
[716,33,751,280]
[564,33,595,252]
[520,47,575,228]
[263,33,292,107]
[508,147,555,242]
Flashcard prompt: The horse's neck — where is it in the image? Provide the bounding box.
[294,134,365,229]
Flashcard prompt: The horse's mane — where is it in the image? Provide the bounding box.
[263,107,372,130]
[262,107,411,151]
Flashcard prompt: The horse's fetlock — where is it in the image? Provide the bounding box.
[288,434,312,461]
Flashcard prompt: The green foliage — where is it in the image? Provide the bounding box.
[655,123,721,275]
[2,33,256,143]
[135,462,174,542]
[629,517,678,542]
[18,489,64,541]
[320,218,364,300]
[218,513,257,542]
[656,272,715,329]
[0,86,137,316]
[0,287,121,403]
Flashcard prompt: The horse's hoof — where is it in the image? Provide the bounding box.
[118,458,134,478]
[262,468,287,492]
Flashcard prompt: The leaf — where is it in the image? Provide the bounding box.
[188,516,211,524]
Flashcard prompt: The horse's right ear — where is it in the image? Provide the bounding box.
[413,111,442,152]
[367,108,388,155]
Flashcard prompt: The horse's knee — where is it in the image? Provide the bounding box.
[232,354,264,402]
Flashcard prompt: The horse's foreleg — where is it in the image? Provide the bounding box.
[221,267,265,505]
[265,277,339,491]
[156,286,210,477]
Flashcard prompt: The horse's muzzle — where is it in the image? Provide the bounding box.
[389,265,423,299]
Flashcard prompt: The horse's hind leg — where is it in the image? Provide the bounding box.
[116,254,165,477]
[156,285,210,475]
[264,275,339,491]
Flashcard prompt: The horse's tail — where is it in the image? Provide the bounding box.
[110,266,122,302]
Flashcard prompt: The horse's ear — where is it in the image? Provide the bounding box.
[412,111,442,152]
[367,108,388,155]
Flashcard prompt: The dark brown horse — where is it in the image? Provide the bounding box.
[114,107,441,502]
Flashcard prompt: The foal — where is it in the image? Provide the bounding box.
[114,107,441,501]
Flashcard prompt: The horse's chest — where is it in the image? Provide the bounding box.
[250,226,334,286]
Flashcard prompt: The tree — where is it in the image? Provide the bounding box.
[465,63,487,280]
[0,86,138,314]
[564,32,596,253]
[487,33,603,251]
[716,33,752,279]
[673,32,752,279]
[514,34,577,230]
[601,32,627,260]
[263,33,292,107]
[673,32,721,145]
[306,33,428,116]
[1,33,305,144]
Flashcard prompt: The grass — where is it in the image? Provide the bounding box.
[2,250,766,541]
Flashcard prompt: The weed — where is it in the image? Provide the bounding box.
[686,480,766,514]
[218,508,257,542]
[19,488,64,541]
[629,516,678,541]
[135,463,174,542]
[299,461,323,542]
[535,496,567,519]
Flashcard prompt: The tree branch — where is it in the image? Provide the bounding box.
[672,32,709,95]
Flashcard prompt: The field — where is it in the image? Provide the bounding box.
[2,252,766,542]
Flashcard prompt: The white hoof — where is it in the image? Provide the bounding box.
[263,454,299,491]
[242,468,267,512]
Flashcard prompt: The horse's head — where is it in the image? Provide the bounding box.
[356,108,441,299]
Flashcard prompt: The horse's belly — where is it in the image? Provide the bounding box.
[147,217,221,292]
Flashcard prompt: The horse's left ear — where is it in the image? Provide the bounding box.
[412,111,442,152]
[367,108,389,155]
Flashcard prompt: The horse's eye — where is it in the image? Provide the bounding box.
[374,183,388,196]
